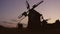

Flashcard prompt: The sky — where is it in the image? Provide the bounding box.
[0,0,60,27]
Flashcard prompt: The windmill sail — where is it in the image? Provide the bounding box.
[18,0,44,19]
[32,0,44,9]
[26,0,30,9]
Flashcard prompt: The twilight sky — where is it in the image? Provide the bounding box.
[0,0,60,27]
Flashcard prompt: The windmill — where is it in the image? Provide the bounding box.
[18,0,44,20]
[17,0,44,30]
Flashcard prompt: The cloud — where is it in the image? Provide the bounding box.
[0,17,28,28]
[0,20,18,28]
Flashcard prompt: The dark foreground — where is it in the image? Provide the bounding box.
[0,26,60,34]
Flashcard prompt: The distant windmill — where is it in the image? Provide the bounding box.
[18,0,44,20]
[18,0,44,30]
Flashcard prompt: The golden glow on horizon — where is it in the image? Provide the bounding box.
[47,19,56,24]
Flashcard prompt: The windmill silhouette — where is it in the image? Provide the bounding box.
[18,0,43,19]
[18,0,44,31]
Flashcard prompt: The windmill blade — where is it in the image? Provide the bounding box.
[26,0,30,9]
[32,0,44,9]
[18,0,30,19]
[36,0,44,6]
[18,14,22,19]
